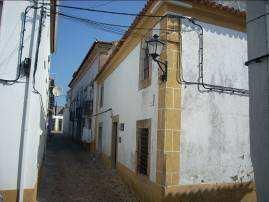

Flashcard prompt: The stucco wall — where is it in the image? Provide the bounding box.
[97,43,159,182]
[63,107,70,135]
[0,1,51,190]
[247,1,269,201]
[70,56,99,101]
[179,20,253,185]
[68,54,100,142]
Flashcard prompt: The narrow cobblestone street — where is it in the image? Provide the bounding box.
[38,135,139,202]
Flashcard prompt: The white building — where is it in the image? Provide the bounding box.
[93,1,256,201]
[51,115,63,133]
[0,1,57,201]
[62,106,70,135]
[67,41,114,151]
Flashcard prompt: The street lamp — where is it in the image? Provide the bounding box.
[146,34,167,81]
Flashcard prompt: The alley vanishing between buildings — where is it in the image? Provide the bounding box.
[38,135,139,202]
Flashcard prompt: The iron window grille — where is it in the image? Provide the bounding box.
[137,128,149,176]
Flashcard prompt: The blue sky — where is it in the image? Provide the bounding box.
[51,0,147,106]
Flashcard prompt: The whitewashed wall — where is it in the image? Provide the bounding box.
[98,43,159,182]
[179,20,253,185]
[69,55,99,135]
[70,56,99,101]
[63,107,70,135]
[0,1,52,190]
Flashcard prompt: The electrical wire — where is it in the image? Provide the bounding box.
[172,15,249,96]
[58,12,126,35]
[0,6,34,84]
[40,3,163,18]
[32,6,47,115]
[42,6,249,96]
[85,108,112,118]
[89,1,114,9]
[43,8,175,52]
[0,35,31,74]
[43,8,180,36]
[246,12,269,24]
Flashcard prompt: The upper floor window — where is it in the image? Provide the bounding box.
[99,84,104,108]
[139,34,152,90]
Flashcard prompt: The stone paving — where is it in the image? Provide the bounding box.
[38,135,139,202]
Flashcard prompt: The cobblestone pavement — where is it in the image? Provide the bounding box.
[38,135,139,202]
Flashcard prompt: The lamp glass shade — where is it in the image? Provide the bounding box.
[147,40,157,55]
[155,40,164,56]
[146,34,165,58]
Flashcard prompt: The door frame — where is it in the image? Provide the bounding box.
[98,122,103,153]
[111,115,119,169]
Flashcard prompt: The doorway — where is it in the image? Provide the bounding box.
[98,123,103,153]
[111,115,119,169]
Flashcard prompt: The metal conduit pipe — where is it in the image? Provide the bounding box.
[165,14,249,96]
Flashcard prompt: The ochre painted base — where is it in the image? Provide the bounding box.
[164,182,256,202]
[117,162,164,202]
[0,184,38,202]
[82,140,96,152]
[100,153,163,201]
[100,153,112,168]
[100,154,256,202]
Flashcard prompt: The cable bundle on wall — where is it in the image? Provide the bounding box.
[21,3,249,97]
[167,14,250,96]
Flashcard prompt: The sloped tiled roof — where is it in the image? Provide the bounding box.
[69,41,113,87]
[96,0,246,81]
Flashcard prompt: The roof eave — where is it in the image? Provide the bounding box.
[95,0,246,83]
[68,41,113,88]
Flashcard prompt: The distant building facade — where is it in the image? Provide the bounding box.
[67,41,114,151]
[51,106,64,134]
[0,1,57,201]
[93,1,255,201]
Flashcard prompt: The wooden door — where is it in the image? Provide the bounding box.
[111,121,118,169]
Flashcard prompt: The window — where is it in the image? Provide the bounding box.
[88,118,92,129]
[98,122,103,152]
[143,48,150,80]
[84,100,93,115]
[99,84,104,108]
[136,119,151,177]
[139,35,152,90]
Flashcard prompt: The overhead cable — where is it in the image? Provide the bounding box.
[170,15,250,96]
[0,6,35,84]
[40,3,163,18]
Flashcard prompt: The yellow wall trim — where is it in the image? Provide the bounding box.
[0,184,38,202]
[101,151,256,202]
[100,152,112,169]
[117,162,164,202]
[164,182,256,202]
[95,1,245,84]
[169,0,246,32]
[100,152,163,202]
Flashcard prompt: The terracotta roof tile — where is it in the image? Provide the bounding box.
[95,0,246,81]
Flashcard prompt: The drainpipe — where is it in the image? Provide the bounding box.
[246,1,269,201]
[17,2,38,202]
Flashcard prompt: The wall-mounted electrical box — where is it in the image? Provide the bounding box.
[22,57,31,77]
